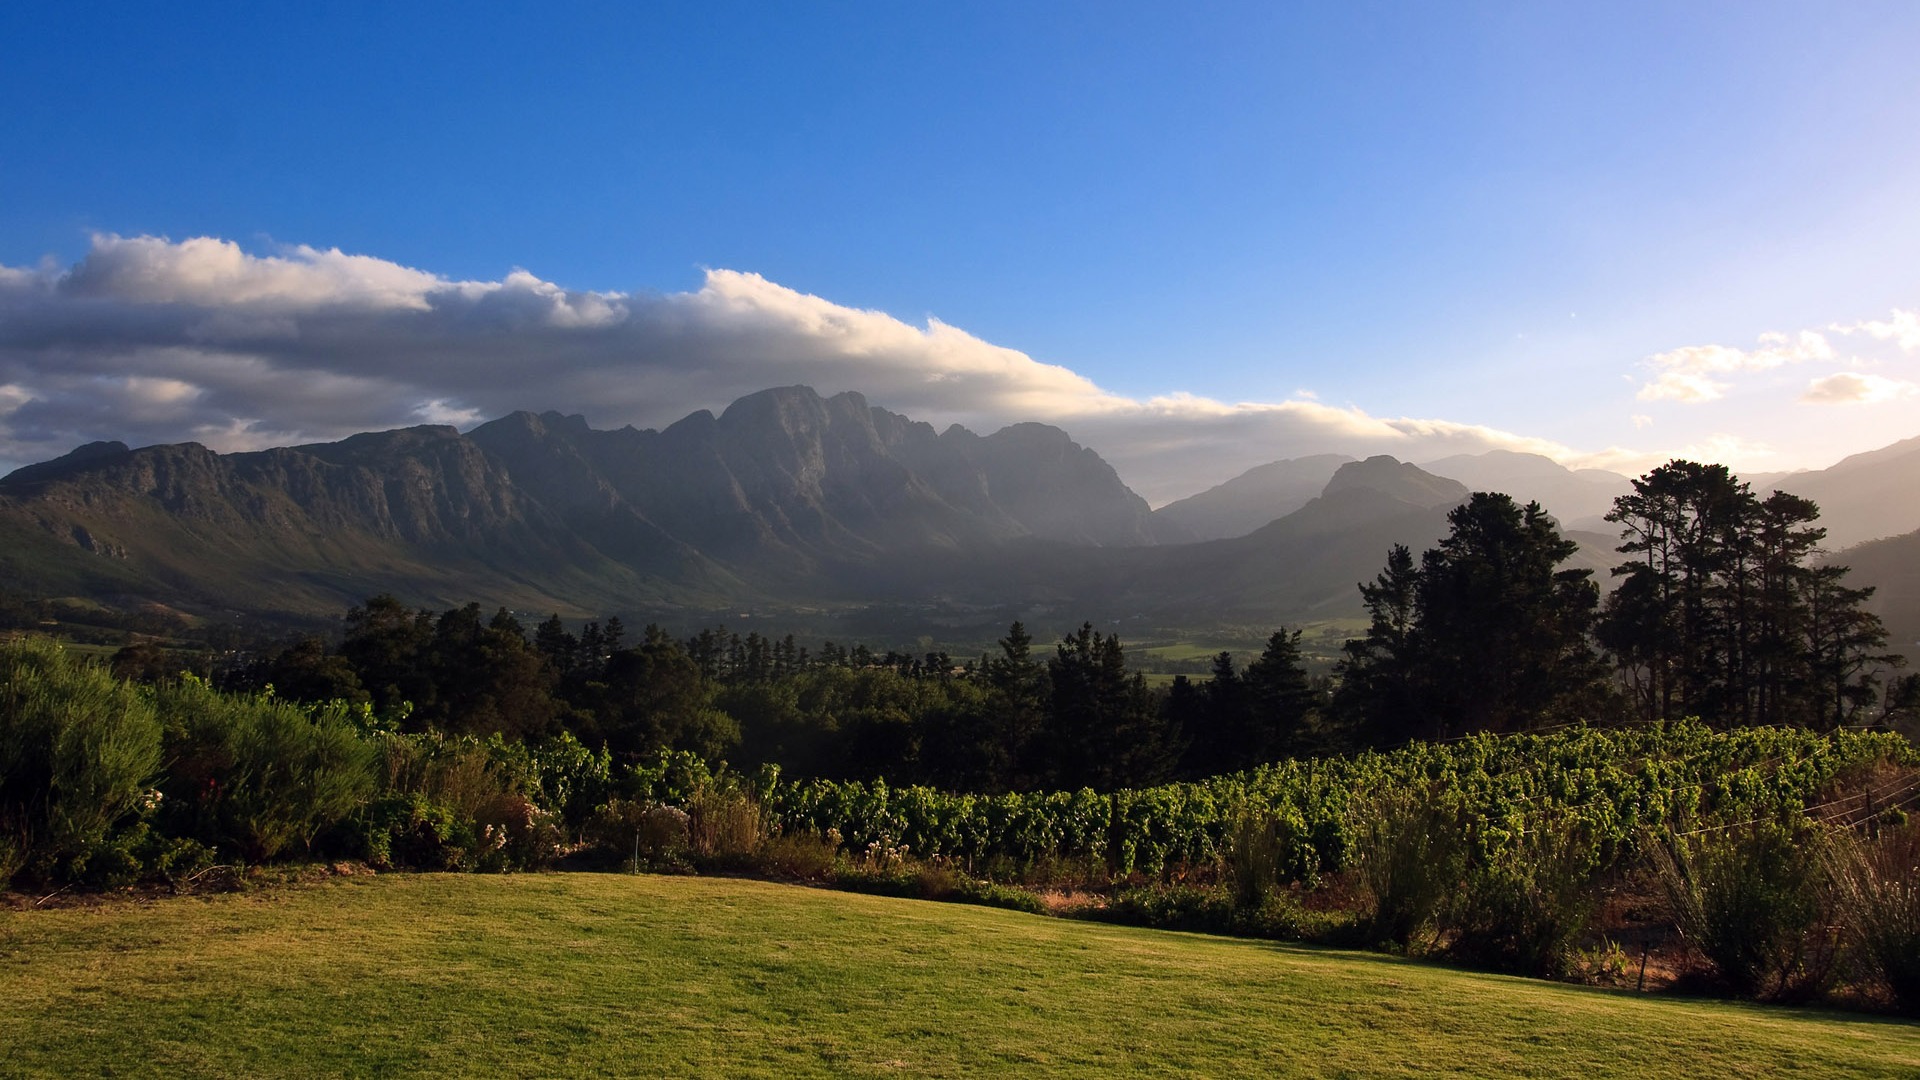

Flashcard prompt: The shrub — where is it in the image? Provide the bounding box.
[375,734,500,823]
[1826,823,1920,1013]
[1100,883,1236,934]
[526,732,614,835]
[154,678,377,861]
[1095,882,1360,943]
[63,820,217,890]
[1650,820,1840,1002]
[833,858,1047,914]
[757,830,838,880]
[1347,784,1466,949]
[360,792,475,871]
[1446,823,1599,978]
[947,876,1047,914]
[687,787,764,865]
[472,791,564,872]
[1227,810,1281,909]
[359,735,567,872]
[584,800,691,870]
[1240,889,1365,944]
[0,637,163,886]
[1567,939,1634,987]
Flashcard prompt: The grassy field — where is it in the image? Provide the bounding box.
[5,874,1918,1078]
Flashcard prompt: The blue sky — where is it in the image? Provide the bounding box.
[4,2,1919,501]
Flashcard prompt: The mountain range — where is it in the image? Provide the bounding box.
[3,385,1916,642]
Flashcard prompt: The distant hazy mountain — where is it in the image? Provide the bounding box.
[1151,454,1354,541]
[1160,449,1636,544]
[1418,450,1632,528]
[1746,434,1920,549]
[1100,454,1614,623]
[1834,527,1920,664]
[1081,457,1484,622]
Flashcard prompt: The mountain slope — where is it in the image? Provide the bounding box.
[1151,454,1354,541]
[1836,528,1920,664]
[0,426,696,615]
[1085,457,1475,621]
[1748,435,1920,548]
[0,393,1642,629]
[0,386,1176,617]
[1418,450,1631,528]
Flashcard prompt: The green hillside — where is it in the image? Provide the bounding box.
[5,874,1916,1078]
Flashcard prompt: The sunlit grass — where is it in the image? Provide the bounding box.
[5,873,1918,1078]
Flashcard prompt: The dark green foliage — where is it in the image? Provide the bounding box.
[337,594,438,720]
[1096,883,1359,943]
[983,621,1050,791]
[1333,543,1423,742]
[0,637,162,886]
[1243,629,1320,757]
[1046,623,1176,790]
[1651,820,1841,1002]
[587,625,736,759]
[250,635,369,705]
[1416,494,1611,736]
[1445,819,1600,977]
[61,820,216,890]
[359,732,563,871]
[153,676,378,861]
[1337,496,1612,744]
[1348,784,1467,947]
[1181,631,1325,776]
[420,604,561,737]
[109,639,191,684]
[1601,462,1898,729]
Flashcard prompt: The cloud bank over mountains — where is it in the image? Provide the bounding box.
[2,234,1911,504]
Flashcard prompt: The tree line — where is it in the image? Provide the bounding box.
[111,458,1909,794]
[206,598,1320,793]
[1332,462,1913,742]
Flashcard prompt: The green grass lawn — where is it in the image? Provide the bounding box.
[5,874,1917,1078]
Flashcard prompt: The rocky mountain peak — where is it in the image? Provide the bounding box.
[1322,456,1468,507]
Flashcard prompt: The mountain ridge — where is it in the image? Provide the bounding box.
[4,388,1912,635]
[0,387,1176,618]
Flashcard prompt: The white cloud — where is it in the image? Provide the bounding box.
[1636,331,1834,403]
[1832,308,1920,352]
[0,232,1652,502]
[412,399,487,427]
[1800,371,1920,405]
[1678,433,1777,468]
[62,234,447,311]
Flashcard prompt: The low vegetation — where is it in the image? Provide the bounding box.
[10,632,1920,1013]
